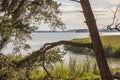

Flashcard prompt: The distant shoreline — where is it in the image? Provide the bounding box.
[33,29,120,33]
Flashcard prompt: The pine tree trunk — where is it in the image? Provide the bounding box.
[80,0,113,79]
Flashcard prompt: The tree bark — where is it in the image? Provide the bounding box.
[80,0,113,80]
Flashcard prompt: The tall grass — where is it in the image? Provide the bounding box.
[25,35,120,80]
[64,35,120,58]
[31,56,100,80]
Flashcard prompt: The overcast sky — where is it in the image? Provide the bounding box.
[38,0,120,31]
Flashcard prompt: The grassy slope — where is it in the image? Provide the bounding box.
[72,35,120,48]
[100,35,120,49]
[65,35,120,58]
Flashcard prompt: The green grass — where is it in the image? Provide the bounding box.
[64,35,120,58]
[31,57,100,80]
[1,53,120,80]
[31,57,120,80]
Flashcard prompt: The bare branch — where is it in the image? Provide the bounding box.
[16,40,92,67]
[104,5,120,32]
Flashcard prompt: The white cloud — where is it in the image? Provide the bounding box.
[104,0,120,4]
[38,0,120,30]
[60,5,80,12]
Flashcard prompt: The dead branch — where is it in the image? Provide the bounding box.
[105,5,120,32]
[16,40,92,67]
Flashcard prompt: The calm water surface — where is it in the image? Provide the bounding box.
[3,32,120,68]
[29,32,120,51]
[29,32,89,51]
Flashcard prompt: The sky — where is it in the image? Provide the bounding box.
[38,0,120,31]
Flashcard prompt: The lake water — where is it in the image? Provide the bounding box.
[29,32,89,51]
[3,32,120,68]
[28,32,120,51]
[28,32,120,68]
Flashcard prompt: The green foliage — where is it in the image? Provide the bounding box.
[0,17,32,52]
[0,54,28,80]
[65,35,120,58]
[5,51,120,80]
[0,48,101,80]
[110,67,120,73]
[0,48,66,80]
[104,45,113,57]
[31,56,100,80]
[40,47,66,69]
[0,0,65,53]
[64,38,92,54]
[0,0,64,30]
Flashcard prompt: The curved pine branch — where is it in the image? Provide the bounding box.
[16,40,92,67]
